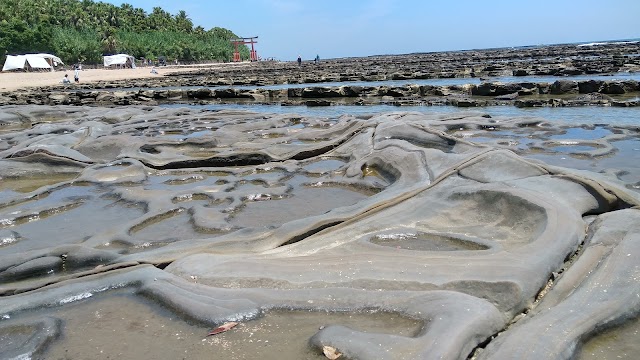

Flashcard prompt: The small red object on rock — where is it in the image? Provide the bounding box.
[206,321,239,336]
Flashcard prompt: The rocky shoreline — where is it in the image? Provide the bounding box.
[1,41,639,108]
[1,41,640,360]
[2,78,638,108]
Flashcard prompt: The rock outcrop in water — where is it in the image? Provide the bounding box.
[1,79,638,108]
[0,105,639,359]
[1,41,639,108]
[68,41,640,88]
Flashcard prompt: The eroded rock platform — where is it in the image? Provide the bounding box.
[0,105,639,359]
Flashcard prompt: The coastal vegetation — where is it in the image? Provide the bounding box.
[0,0,248,65]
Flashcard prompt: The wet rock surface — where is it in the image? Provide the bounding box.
[3,79,638,108]
[0,103,639,359]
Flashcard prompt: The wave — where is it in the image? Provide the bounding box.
[578,40,639,47]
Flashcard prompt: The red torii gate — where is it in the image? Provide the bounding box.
[231,36,258,62]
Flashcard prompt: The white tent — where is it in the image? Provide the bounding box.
[2,54,64,72]
[103,54,136,68]
[33,54,64,67]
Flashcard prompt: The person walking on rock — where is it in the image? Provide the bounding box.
[74,65,80,83]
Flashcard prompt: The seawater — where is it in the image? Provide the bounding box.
[90,72,640,93]
[161,103,640,127]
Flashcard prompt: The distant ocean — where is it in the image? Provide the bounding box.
[534,38,640,48]
[461,38,640,54]
[575,39,640,47]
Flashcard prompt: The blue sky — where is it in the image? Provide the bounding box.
[103,0,639,61]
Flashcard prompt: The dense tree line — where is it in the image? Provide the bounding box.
[0,0,248,65]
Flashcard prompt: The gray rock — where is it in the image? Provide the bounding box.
[0,317,62,359]
[550,80,579,94]
[0,256,62,281]
[0,105,638,360]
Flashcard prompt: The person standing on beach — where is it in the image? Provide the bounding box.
[297,55,302,66]
[74,65,80,83]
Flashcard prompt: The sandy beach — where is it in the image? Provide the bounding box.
[0,63,252,92]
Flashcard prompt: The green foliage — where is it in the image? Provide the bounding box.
[0,0,248,65]
[0,19,53,56]
[52,27,102,64]
[115,30,245,62]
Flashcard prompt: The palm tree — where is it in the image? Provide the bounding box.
[101,26,118,54]
[175,10,193,33]
[149,7,172,30]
